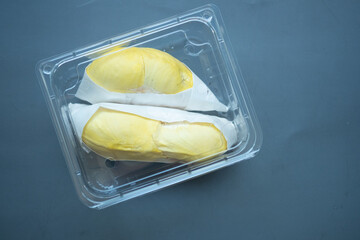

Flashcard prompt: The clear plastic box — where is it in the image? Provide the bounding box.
[36,4,262,209]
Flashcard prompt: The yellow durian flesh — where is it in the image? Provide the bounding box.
[86,48,145,93]
[154,122,227,161]
[82,107,162,161]
[85,47,193,94]
[82,107,227,162]
[141,48,193,94]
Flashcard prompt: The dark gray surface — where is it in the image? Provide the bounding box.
[1,0,360,239]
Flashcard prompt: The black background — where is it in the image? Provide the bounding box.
[1,0,360,239]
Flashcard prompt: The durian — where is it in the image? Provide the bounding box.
[75,47,228,111]
[69,103,237,163]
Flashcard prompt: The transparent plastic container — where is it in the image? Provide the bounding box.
[36,4,262,209]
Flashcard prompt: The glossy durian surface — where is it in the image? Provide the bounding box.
[82,107,227,162]
[86,47,193,94]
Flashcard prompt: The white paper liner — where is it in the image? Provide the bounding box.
[75,70,228,112]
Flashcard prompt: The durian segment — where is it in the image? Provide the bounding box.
[142,48,192,94]
[85,47,192,94]
[81,107,227,162]
[87,47,145,93]
[70,103,236,163]
[82,108,164,161]
[154,122,227,161]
